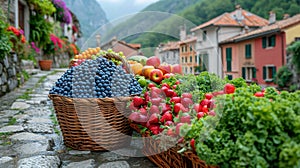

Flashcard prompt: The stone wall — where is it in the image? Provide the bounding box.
[52,53,71,68]
[0,53,24,97]
[0,0,16,25]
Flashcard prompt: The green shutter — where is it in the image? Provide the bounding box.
[263,66,267,80]
[272,66,277,78]
[226,48,232,72]
[242,67,246,79]
[271,35,276,47]
[262,37,267,48]
[245,44,252,58]
[252,67,257,78]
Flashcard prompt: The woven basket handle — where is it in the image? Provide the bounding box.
[103,53,133,74]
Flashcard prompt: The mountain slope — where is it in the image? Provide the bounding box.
[64,0,108,46]
[101,0,199,44]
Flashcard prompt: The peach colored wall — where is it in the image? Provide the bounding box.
[284,23,300,45]
[221,43,239,79]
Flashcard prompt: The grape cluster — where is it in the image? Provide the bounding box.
[49,57,142,98]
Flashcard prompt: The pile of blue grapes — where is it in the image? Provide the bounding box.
[49,57,142,98]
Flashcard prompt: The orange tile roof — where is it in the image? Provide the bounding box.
[191,9,268,31]
[160,41,180,51]
[220,14,300,44]
[128,43,141,49]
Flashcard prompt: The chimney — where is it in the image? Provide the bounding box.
[283,14,290,20]
[235,5,243,21]
[180,25,187,41]
[269,11,276,24]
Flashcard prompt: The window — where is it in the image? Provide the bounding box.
[185,57,187,63]
[185,46,188,52]
[203,31,207,41]
[185,67,188,74]
[195,56,197,63]
[181,46,184,52]
[295,37,300,41]
[227,75,233,80]
[226,48,232,72]
[181,57,184,63]
[245,44,252,58]
[190,45,193,51]
[263,66,276,81]
[262,35,276,48]
[190,56,192,63]
[190,67,193,74]
[198,53,208,71]
[242,67,257,81]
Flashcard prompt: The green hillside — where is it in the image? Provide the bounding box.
[101,0,199,45]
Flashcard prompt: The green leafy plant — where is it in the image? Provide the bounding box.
[274,65,293,88]
[26,0,56,16]
[29,13,53,50]
[0,8,12,60]
[287,41,300,73]
[195,86,300,167]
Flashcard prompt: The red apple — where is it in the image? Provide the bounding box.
[171,64,182,74]
[163,73,175,79]
[146,56,161,68]
[149,69,164,83]
[158,63,172,74]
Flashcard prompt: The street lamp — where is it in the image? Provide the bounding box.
[96,34,101,47]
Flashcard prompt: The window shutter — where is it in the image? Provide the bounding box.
[226,48,232,72]
[272,66,277,78]
[242,67,246,79]
[263,66,267,80]
[262,37,267,48]
[271,35,276,47]
[252,67,257,78]
[245,44,252,58]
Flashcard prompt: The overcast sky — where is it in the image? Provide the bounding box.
[97,0,159,21]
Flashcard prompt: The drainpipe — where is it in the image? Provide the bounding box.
[216,26,221,78]
[15,0,18,28]
[281,32,285,66]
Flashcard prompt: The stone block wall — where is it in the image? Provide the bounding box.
[52,53,71,68]
[0,0,16,25]
[0,53,24,97]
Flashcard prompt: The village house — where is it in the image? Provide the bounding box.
[220,13,300,86]
[190,5,269,77]
[155,41,180,65]
[101,37,142,57]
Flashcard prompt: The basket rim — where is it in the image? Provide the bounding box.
[48,94,133,102]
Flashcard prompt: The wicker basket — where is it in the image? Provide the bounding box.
[49,53,134,151]
[130,123,217,168]
[130,123,191,168]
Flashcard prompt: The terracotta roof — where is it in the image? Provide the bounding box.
[220,14,300,44]
[128,43,141,49]
[180,37,197,44]
[191,9,268,31]
[160,41,180,51]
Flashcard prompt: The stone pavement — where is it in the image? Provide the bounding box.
[0,69,157,168]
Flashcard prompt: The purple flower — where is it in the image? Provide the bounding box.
[19,29,24,35]
[31,42,40,54]
[52,0,72,24]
